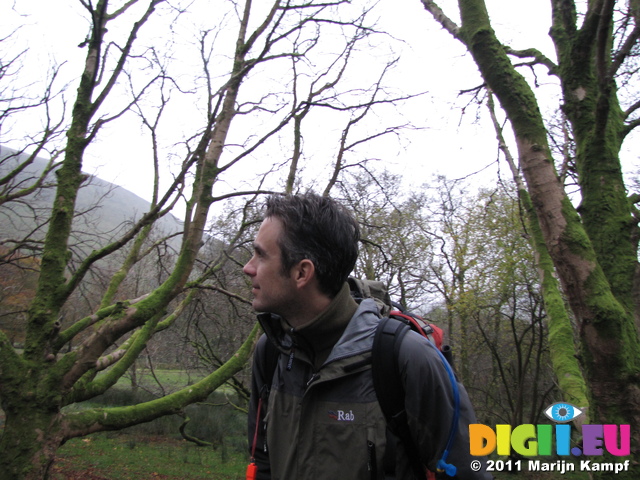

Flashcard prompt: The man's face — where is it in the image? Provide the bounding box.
[243,217,297,315]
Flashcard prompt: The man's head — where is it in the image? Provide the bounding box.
[264,193,360,296]
[243,192,360,317]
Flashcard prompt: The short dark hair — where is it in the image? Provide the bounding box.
[264,192,360,297]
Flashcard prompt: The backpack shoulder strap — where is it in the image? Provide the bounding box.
[249,337,281,472]
[261,336,280,400]
[372,316,427,479]
[372,317,409,425]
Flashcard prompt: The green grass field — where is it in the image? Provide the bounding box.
[47,369,249,479]
[110,367,210,392]
[50,433,246,479]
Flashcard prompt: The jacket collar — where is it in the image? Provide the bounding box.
[257,284,381,366]
[293,283,357,365]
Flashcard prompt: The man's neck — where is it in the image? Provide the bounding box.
[284,290,332,329]
[289,283,359,369]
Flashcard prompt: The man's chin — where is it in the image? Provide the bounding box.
[251,299,264,312]
[252,302,277,316]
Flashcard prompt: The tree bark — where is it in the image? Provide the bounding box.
[418,0,640,462]
[456,0,640,442]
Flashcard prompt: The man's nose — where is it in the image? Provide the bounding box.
[243,257,255,276]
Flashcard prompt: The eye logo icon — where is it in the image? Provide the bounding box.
[544,402,584,423]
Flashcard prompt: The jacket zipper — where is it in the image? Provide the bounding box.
[306,373,320,388]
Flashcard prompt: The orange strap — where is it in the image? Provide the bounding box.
[247,397,264,479]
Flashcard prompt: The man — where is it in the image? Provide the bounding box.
[245,192,490,479]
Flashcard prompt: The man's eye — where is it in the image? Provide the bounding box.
[544,403,584,423]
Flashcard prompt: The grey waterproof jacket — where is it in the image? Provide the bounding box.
[248,298,491,479]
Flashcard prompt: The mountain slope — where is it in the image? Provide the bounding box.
[0,146,183,249]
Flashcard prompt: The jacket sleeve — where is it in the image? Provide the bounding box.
[248,334,273,480]
[398,331,493,480]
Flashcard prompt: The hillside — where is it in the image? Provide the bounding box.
[0,146,183,248]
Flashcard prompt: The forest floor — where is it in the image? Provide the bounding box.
[49,433,245,480]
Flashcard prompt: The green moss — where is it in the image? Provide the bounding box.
[458,8,545,141]
[520,190,590,415]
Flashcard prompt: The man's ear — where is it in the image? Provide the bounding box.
[293,259,316,288]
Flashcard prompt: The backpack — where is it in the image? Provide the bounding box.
[349,277,459,479]
[249,277,459,479]
[347,277,452,363]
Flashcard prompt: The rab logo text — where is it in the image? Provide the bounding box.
[328,410,355,421]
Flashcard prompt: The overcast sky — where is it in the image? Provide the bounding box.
[2,1,638,204]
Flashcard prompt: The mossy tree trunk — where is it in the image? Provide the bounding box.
[419,0,640,461]
[0,0,277,478]
[487,91,590,417]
